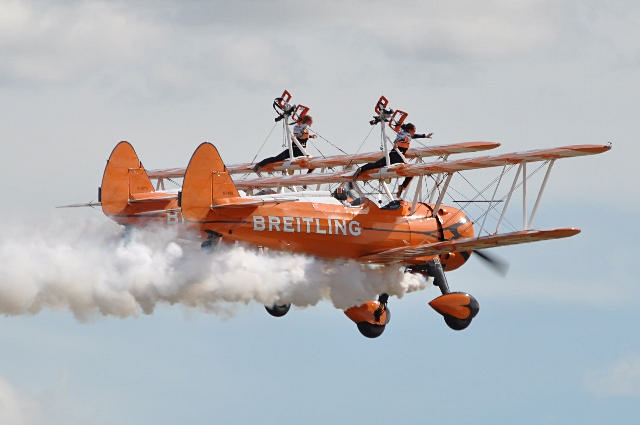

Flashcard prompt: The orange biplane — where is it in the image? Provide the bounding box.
[73,92,611,338]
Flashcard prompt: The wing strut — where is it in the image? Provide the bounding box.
[496,162,523,232]
[410,174,424,214]
[478,165,508,236]
[494,159,556,234]
[381,180,394,200]
[432,173,453,216]
[528,159,555,227]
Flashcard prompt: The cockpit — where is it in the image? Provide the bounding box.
[331,182,365,207]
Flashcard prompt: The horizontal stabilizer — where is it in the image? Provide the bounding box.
[56,202,102,208]
[129,192,179,203]
[130,208,181,217]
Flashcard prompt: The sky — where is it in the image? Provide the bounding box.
[0,0,638,424]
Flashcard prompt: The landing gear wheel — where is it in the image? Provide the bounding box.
[356,322,386,338]
[201,230,222,251]
[444,315,473,331]
[345,296,391,339]
[357,302,390,338]
[430,292,479,331]
[265,304,291,317]
[201,239,217,250]
[424,258,480,331]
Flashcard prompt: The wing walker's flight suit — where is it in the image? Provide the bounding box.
[354,124,431,197]
[254,120,316,173]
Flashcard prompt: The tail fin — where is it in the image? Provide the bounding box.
[100,141,154,215]
[181,143,239,221]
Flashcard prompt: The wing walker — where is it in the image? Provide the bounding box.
[66,90,611,338]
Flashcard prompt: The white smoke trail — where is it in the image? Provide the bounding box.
[0,216,427,320]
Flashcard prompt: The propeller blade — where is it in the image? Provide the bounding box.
[473,250,510,276]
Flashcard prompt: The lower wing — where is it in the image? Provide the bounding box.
[359,228,580,263]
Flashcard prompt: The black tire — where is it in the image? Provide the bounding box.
[356,322,386,338]
[444,315,472,331]
[265,304,291,317]
[201,238,217,251]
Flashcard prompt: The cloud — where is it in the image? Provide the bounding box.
[0,0,158,84]
[333,0,560,60]
[0,0,574,93]
[0,374,100,425]
[2,0,635,111]
[585,354,640,398]
[0,0,300,97]
[0,377,37,425]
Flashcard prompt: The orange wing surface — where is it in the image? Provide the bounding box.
[146,141,501,179]
[146,167,186,179]
[359,228,581,263]
[235,144,611,189]
[229,141,502,173]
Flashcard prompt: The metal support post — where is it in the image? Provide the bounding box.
[496,162,522,233]
[528,160,555,227]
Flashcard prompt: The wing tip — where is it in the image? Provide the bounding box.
[549,227,581,238]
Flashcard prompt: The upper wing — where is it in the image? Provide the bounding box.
[145,141,501,178]
[211,196,298,208]
[234,144,611,189]
[359,228,580,263]
[147,167,185,179]
[286,141,501,170]
[398,144,610,176]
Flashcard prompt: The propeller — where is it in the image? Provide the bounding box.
[473,250,510,276]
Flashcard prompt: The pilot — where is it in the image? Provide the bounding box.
[332,182,362,206]
[253,115,317,173]
[353,123,432,197]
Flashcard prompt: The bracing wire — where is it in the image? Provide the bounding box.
[354,126,376,154]
[310,130,349,155]
[441,161,548,233]
[309,141,327,159]
[251,121,279,163]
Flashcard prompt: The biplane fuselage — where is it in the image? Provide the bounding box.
[191,198,473,270]
[85,90,611,337]
[93,133,608,338]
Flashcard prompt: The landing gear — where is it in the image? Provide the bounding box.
[345,293,390,338]
[201,238,217,250]
[444,315,473,331]
[201,230,222,251]
[423,258,480,331]
[356,321,386,338]
[265,304,291,317]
